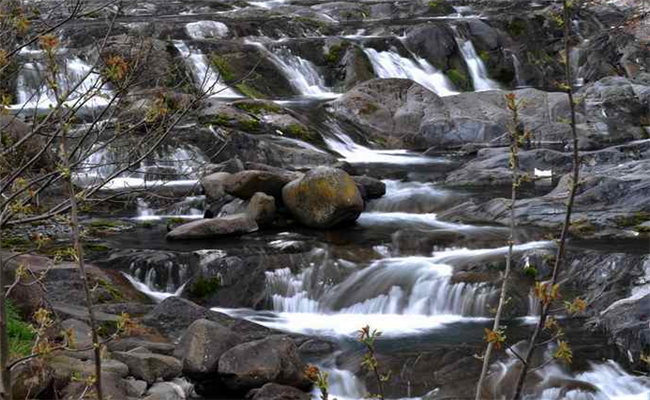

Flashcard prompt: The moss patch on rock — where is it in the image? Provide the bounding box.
[235,83,266,99]
[210,55,235,82]
[189,275,221,300]
[447,68,472,91]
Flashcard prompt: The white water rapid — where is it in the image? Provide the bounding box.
[363,48,458,96]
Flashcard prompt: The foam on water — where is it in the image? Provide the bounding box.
[323,122,446,165]
[364,48,458,96]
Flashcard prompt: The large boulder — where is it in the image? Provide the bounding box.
[113,349,182,385]
[166,215,258,240]
[141,297,231,339]
[329,79,581,150]
[218,335,311,391]
[174,319,242,379]
[225,170,295,199]
[282,167,364,229]
[577,76,650,144]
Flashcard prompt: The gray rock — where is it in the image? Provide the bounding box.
[59,372,130,400]
[61,319,94,358]
[201,172,232,204]
[113,350,182,385]
[11,359,53,399]
[49,354,129,380]
[247,192,277,226]
[141,297,258,340]
[125,378,148,397]
[329,79,582,150]
[353,175,386,200]
[144,379,193,400]
[108,339,176,355]
[174,319,242,379]
[218,335,311,391]
[282,167,364,229]
[225,170,294,199]
[248,383,311,400]
[166,215,258,240]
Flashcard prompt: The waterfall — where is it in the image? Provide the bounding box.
[246,41,337,98]
[486,344,650,400]
[323,119,444,164]
[249,0,286,8]
[453,34,500,91]
[14,56,112,111]
[124,273,186,302]
[363,48,458,96]
[511,53,528,88]
[73,142,208,191]
[172,41,240,98]
[263,241,551,323]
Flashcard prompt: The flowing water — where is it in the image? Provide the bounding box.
[454,35,501,91]
[363,48,458,96]
[173,41,241,98]
[13,55,113,112]
[246,41,339,98]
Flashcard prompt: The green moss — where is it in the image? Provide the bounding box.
[168,217,186,224]
[1,235,29,248]
[527,50,554,67]
[479,50,490,63]
[234,83,266,99]
[239,118,261,132]
[325,42,350,65]
[447,68,472,91]
[210,114,231,127]
[427,0,445,12]
[507,19,527,37]
[283,123,317,142]
[85,243,110,252]
[570,219,597,235]
[97,278,125,302]
[615,212,650,227]
[635,225,650,234]
[210,55,235,82]
[523,266,538,278]
[88,219,124,229]
[234,102,280,115]
[189,275,221,300]
[7,300,35,360]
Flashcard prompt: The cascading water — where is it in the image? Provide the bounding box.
[363,48,458,96]
[73,142,207,191]
[13,56,112,111]
[219,240,552,337]
[172,41,240,98]
[246,41,338,98]
[484,343,650,400]
[323,119,446,164]
[510,52,528,88]
[453,33,501,91]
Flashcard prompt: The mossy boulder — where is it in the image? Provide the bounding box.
[282,167,363,229]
